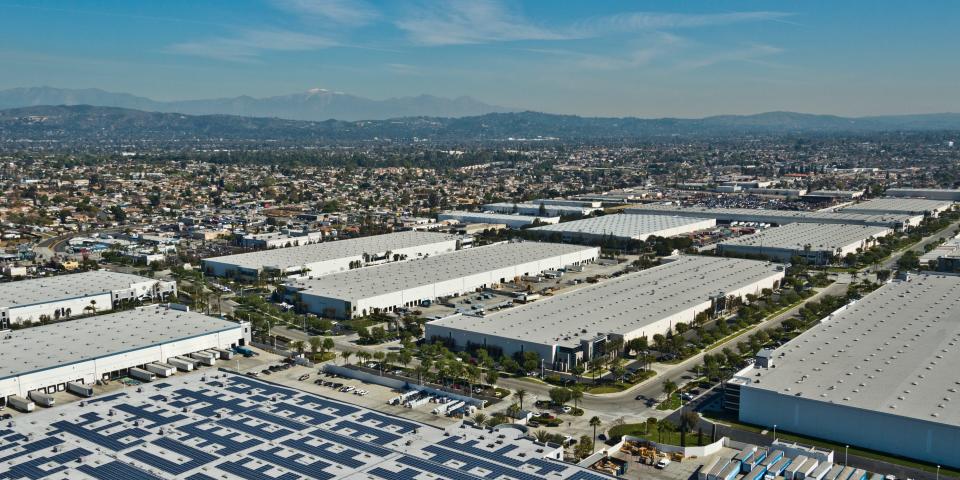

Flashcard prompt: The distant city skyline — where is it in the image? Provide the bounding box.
[1,0,958,117]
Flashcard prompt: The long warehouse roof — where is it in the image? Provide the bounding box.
[202,231,460,270]
[0,306,239,380]
[0,270,164,308]
[439,211,558,224]
[745,274,960,427]
[287,242,596,300]
[624,204,916,225]
[838,197,953,215]
[718,223,891,251]
[430,255,783,348]
[530,213,714,240]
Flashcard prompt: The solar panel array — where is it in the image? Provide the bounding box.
[0,371,613,480]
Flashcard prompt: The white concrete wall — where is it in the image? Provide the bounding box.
[740,385,960,469]
[6,293,113,325]
[0,328,244,399]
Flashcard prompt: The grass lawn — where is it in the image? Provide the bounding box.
[656,393,681,410]
[702,410,960,476]
[608,423,708,446]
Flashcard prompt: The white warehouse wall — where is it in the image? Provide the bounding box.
[740,386,960,469]
[0,328,245,399]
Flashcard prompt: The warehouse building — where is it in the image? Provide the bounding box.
[531,198,603,208]
[285,242,598,318]
[0,306,250,405]
[482,202,602,217]
[736,274,960,468]
[0,270,177,329]
[919,233,960,270]
[885,188,960,201]
[530,213,716,242]
[716,223,892,264]
[201,231,462,279]
[838,197,953,217]
[427,255,784,370]
[239,229,324,249]
[0,371,612,480]
[438,210,560,229]
[624,205,921,229]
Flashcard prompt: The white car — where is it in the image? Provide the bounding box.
[655,458,671,469]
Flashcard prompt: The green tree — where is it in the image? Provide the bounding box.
[589,416,602,452]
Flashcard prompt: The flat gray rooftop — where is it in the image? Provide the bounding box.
[202,231,460,271]
[839,198,952,214]
[0,270,160,308]
[624,204,915,226]
[530,213,715,240]
[745,274,960,427]
[430,255,783,348]
[287,242,596,300]
[0,306,239,379]
[718,223,891,251]
[439,211,558,223]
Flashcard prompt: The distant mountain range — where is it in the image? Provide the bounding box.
[1,105,959,148]
[0,86,511,121]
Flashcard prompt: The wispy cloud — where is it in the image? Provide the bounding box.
[395,0,569,46]
[394,2,792,46]
[676,44,785,70]
[574,11,794,36]
[167,30,337,62]
[271,0,379,26]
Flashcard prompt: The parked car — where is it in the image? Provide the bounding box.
[655,458,671,469]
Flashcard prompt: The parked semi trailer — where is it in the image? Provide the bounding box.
[189,352,216,366]
[145,363,176,378]
[66,381,94,397]
[8,395,35,412]
[28,390,55,407]
[129,367,156,383]
[167,357,194,372]
[212,348,234,360]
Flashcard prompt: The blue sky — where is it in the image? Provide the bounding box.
[1,0,958,117]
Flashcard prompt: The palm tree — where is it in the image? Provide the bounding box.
[589,416,602,452]
[472,412,487,427]
[340,350,353,365]
[290,340,306,356]
[533,429,551,444]
[571,386,584,410]
[662,379,677,401]
[308,337,322,361]
[373,351,386,375]
[515,389,528,411]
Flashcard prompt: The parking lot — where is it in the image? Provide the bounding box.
[254,360,462,428]
[416,259,633,320]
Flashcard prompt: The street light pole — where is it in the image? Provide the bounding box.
[844,445,849,466]
[936,466,940,480]
[773,424,777,441]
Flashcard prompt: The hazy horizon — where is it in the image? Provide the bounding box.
[2,0,958,117]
